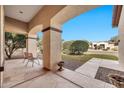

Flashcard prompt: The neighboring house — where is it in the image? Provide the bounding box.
[91,41,118,51]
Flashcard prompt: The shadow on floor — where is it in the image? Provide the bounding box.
[63,60,83,71]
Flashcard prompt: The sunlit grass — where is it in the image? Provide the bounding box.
[62,54,118,64]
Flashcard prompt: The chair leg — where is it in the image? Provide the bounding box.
[26,59,29,66]
[32,60,35,67]
[37,59,40,65]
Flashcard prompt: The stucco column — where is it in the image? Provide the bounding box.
[118,6,124,68]
[27,34,37,58]
[0,5,4,88]
[25,34,28,52]
[42,26,62,71]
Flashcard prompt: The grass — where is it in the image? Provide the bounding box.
[62,54,118,64]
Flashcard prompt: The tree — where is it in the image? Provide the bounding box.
[37,38,43,53]
[63,40,74,50]
[109,35,119,45]
[62,40,74,54]
[5,32,26,59]
[69,40,89,55]
[110,36,119,42]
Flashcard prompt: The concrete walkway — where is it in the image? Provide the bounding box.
[56,58,124,88]
[56,68,115,88]
[75,58,124,78]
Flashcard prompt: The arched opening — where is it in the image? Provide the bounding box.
[3,24,44,87]
[61,6,119,73]
[53,5,120,85]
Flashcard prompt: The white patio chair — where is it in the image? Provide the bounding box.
[26,53,40,67]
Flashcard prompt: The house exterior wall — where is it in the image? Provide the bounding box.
[118,6,124,68]
[42,23,62,70]
[27,34,37,58]
[0,5,4,88]
[92,42,108,49]
[92,42,118,50]
[109,43,118,50]
[50,30,62,70]
[5,17,28,34]
[42,29,51,70]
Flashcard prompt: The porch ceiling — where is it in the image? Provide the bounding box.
[112,5,123,27]
[5,5,43,22]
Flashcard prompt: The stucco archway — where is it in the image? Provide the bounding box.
[27,24,43,57]
[45,5,101,70]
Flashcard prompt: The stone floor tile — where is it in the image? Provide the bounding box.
[14,72,79,88]
[57,68,106,88]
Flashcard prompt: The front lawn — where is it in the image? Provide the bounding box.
[62,54,118,64]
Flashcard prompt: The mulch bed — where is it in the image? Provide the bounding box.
[95,67,124,84]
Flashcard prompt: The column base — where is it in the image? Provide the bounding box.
[43,67,51,71]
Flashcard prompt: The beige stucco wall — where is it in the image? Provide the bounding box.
[118,6,124,68]
[29,24,43,34]
[43,29,50,69]
[5,17,28,34]
[50,30,62,70]
[29,5,66,30]
[51,5,99,25]
[27,34,37,57]
[0,5,4,88]
[42,29,61,70]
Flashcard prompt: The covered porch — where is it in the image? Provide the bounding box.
[0,5,124,88]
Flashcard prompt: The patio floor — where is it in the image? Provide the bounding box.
[3,58,124,88]
[3,58,46,88]
[14,72,80,88]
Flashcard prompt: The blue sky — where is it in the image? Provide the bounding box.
[62,5,118,42]
[37,5,118,42]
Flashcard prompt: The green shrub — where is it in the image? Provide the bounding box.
[69,40,89,55]
[63,41,74,50]
[63,49,70,54]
